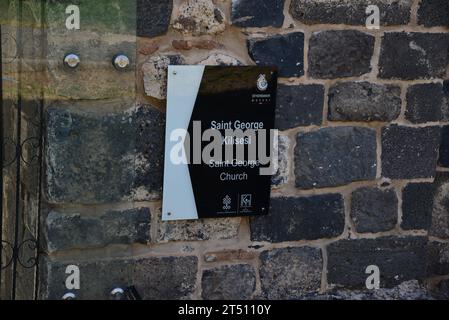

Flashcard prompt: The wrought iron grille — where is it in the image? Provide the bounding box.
[0,0,45,300]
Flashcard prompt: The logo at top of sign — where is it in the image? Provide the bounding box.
[257,74,268,91]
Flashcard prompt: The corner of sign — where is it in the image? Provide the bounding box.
[168,65,177,76]
[163,211,172,220]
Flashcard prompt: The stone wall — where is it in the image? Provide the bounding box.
[40,0,449,300]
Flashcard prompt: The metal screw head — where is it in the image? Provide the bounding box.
[113,54,130,70]
[64,53,80,68]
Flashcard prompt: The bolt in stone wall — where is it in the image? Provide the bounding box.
[39,0,449,300]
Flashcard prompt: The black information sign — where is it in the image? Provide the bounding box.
[163,66,278,220]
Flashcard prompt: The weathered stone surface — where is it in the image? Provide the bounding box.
[133,106,166,201]
[318,280,432,300]
[275,84,324,130]
[433,279,449,299]
[172,39,222,51]
[133,256,198,299]
[46,0,136,34]
[379,32,449,79]
[45,102,165,204]
[40,256,198,300]
[203,250,257,263]
[439,125,449,167]
[295,127,377,189]
[259,247,322,299]
[201,264,256,300]
[198,53,243,66]
[418,0,449,27]
[137,0,173,38]
[328,82,401,122]
[401,183,434,230]
[195,40,222,50]
[45,208,151,252]
[399,173,449,238]
[250,194,345,242]
[45,1,137,100]
[290,0,412,26]
[139,41,159,55]
[248,32,304,78]
[47,34,136,100]
[405,83,448,123]
[327,237,428,288]
[172,39,193,50]
[351,187,398,233]
[426,241,449,277]
[142,54,185,100]
[272,134,290,187]
[429,172,449,239]
[231,0,285,28]
[308,30,374,79]
[381,125,441,179]
[158,212,241,242]
[41,258,129,300]
[173,0,226,36]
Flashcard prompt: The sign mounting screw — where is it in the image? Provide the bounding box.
[63,53,80,68]
[113,54,130,70]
